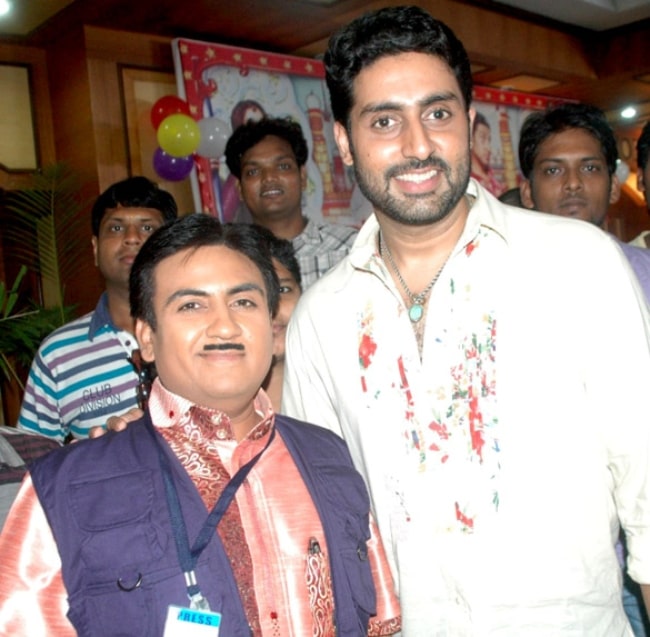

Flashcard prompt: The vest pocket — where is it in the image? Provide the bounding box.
[67,576,156,637]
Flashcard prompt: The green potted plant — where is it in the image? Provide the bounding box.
[0,164,84,422]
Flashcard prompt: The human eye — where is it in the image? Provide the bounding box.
[244,167,259,178]
[542,166,561,177]
[279,284,293,295]
[108,223,123,233]
[371,115,397,131]
[178,300,202,312]
[141,224,157,234]
[428,107,451,121]
[233,297,258,309]
[583,163,602,173]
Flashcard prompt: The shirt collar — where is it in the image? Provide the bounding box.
[148,378,275,442]
[291,216,317,248]
[88,292,119,339]
[349,179,510,273]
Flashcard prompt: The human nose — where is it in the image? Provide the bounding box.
[123,225,145,245]
[563,167,583,192]
[205,305,242,339]
[260,165,277,182]
[402,120,435,160]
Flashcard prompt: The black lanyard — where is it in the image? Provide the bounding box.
[144,413,275,609]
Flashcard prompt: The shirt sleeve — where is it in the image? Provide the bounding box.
[17,351,67,442]
[588,239,650,584]
[283,302,343,436]
[0,474,75,636]
[367,513,401,635]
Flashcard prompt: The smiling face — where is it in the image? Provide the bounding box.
[334,51,473,227]
[92,206,167,291]
[237,134,306,225]
[135,245,274,418]
[520,127,620,228]
[271,258,301,363]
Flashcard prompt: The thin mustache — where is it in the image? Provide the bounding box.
[203,343,245,352]
[386,156,449,180]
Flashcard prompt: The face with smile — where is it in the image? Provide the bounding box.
[92,206,166,290]
[334,51,473,227]
[237,135,306,225]
[520,127,620,228]
[271,258,301,363]
[136,245,274,417]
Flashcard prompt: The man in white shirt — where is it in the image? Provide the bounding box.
[283,6,650,635]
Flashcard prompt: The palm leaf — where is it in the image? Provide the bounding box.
[3,163,88,311]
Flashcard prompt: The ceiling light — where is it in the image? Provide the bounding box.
[621,106,637,119]
[0,0,11,18]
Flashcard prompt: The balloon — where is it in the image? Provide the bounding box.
[157,114,201,157]
[151,95,191,130]
[152,147,194,181]
[196,117,231,159]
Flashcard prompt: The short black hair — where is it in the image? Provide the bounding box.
[498,187,523,208]
[91,176,178,236]
[637,121,650,172]
[224,117,308,180]
[130,214,280,330]
[250,224,302,289]
[518,103,618,179]
[324,5,473,127]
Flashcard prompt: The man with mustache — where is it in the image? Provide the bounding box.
[283,6,650,634]
[225,117,358,288]
[0,215,400,635]
[518,102,650,301]
[17,176,178,441]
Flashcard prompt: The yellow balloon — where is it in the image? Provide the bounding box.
[157,114,201,157]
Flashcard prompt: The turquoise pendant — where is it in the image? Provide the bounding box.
[408,303,424,323]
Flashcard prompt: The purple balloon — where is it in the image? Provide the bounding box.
[153,147,194,181]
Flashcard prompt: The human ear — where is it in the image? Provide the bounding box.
[609,174,621,205]
[135,318,156,363]
[91,236,99,267]
[519,179,536,210]
[334,122,353,167]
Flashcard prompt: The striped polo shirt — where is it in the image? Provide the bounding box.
[17,293,140,441]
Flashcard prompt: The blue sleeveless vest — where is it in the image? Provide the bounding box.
[30,413,376,636]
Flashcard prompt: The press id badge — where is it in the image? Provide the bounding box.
[163,605,222,637]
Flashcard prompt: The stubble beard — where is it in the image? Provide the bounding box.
[350,142,472,227]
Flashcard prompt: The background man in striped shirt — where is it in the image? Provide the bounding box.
[16,176,177,441]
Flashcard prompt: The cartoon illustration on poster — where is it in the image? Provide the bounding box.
[171,40,564,221]
[470,87,565,199]
[172,39,369,225]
